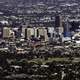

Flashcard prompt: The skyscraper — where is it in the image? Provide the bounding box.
[55,15,60,28]
[3,27,11,38]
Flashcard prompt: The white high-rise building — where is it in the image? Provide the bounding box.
[22,27,35,39]
[3,27,11,38]
[37,27,48,41]
[22,27,49,41]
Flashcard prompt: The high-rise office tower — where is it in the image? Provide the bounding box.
[55,15,60,28]
[3,27,11,38]
[63,19,71,37]
[55,14,63,33]
[54,14,64,41]
[27,28,34,39]
[22,28,35,40]
[37,27,48,41]
[0,28,3,38]
[22,28,26,39]
[44,28,49,41]
[22,27,48,41]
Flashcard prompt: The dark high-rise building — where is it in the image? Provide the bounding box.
[25,29,27,40]
[0,28,3,38]
[55,15,60,28]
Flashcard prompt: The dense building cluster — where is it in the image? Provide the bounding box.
[0,0,80,80]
